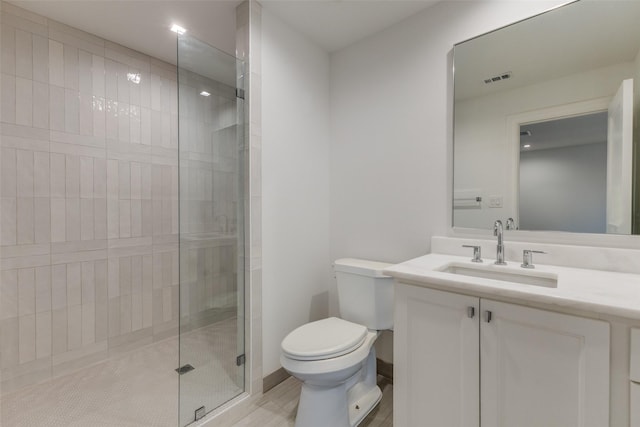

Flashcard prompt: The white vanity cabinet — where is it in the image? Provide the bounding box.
[394,282,610,427]
[630,328,640,426]
[394,284,480,426]
[480,298,610,427]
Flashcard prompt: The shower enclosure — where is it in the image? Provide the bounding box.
[177,35,246,425]
[0,3,247,425]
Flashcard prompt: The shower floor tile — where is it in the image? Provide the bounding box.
[0,317,240,427]
[1,336,179,427]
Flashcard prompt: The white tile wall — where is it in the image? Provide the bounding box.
[15,77,32,126]
[1,270,18,320]
[17,268,35,315]
[18,313,36,363]
[1,2,181,393]
[35,265,51,313]
[48,40,64,87]
[15,30,32,79]
[36,310,52,359]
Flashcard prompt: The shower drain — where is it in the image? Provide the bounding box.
[195,406,206,421]
[175,364,195,375]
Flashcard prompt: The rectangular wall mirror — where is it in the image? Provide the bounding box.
[453,0,640,235]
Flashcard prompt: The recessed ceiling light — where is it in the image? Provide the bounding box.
[170,24,187,35]
[200,91,211,97]
[523,144,531,149]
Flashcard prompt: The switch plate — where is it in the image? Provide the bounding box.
[488,196,503,208]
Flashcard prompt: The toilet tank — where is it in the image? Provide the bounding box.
[334,258,394,330]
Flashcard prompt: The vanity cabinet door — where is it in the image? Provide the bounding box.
[480,300,610,427]
[394,283,480,427]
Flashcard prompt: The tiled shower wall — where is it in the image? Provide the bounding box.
[0,2,181,393]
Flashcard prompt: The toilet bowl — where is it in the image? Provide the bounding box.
[281,318,381,427]
[280,259,394,427]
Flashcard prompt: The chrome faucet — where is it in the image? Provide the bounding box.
[493,220,507,265]
[506,217,517,230]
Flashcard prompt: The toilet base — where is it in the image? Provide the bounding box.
[294,381,382,427]
[348,382,382,426]
[293,348,381,427]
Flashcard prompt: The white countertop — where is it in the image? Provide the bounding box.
[384,253,640,321]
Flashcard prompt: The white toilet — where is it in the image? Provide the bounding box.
[280,258,394,427]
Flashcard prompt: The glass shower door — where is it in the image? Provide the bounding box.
[177,34,245,426]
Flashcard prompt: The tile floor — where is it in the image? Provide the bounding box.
[1,315,393,427]
[1,334,179,427]
[1,317,242,427]
[232,375,393,427]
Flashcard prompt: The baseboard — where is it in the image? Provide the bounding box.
[376,358,393,382]
[262,367,290,393]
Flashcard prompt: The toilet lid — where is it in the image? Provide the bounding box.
[281,317,368,361]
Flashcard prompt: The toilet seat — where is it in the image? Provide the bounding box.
[281,317,367,361]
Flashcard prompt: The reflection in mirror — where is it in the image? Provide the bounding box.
[519,112,607,233]
[453,0,640,234]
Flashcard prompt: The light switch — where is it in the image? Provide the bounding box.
[488,196,503,208]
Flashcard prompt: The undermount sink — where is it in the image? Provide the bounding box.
[436,262,558,288]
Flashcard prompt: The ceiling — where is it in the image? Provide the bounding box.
[7,0,242,65]
[8,0,440,67]
[261,0,438,53]
[520,111,608,152]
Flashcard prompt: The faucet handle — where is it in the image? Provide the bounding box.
[462,245,483,263]
[493,219,503,236]
[521,249,546,269]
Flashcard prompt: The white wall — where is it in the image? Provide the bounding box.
[262,9,331,377]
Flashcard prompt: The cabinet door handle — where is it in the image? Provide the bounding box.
[485,310,492,323]
[467,306,475,318]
